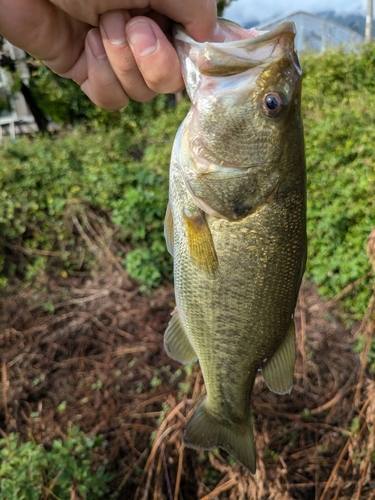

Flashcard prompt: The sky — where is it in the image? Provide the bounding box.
[224,0,367,25]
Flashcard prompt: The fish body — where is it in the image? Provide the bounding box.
[164,20,306,473]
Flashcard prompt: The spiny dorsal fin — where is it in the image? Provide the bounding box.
[183,208,218,277]
[262,320,296,395]
[164,310,197,364]
[164,202,174,257]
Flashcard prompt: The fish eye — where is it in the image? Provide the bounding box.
[261,92,284,117]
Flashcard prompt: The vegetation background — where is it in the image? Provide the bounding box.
[0,2,374,499]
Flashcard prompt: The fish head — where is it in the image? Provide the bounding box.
[174,20,302,169]
[173,21,305,220]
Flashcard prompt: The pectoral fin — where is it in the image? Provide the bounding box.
[164,202,174,257]
[262,320,296,394]
[164,310,197,364]
[184,208,218,277]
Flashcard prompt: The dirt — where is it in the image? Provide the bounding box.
[0,271,374,500]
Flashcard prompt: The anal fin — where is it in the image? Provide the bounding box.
[262,320,296,395]
[164,310,197,364]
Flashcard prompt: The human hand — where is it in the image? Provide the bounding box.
[0,0,220,110]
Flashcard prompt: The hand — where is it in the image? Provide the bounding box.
[0,0,219,110]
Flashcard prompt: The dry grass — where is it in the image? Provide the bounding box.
[0,226,374,499]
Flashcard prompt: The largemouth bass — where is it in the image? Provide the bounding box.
[164,19,306,473]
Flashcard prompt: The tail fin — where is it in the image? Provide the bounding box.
[184,399,256,473]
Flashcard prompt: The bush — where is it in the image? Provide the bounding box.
[0,427,116,500]
[302,45,375,318]
[0,98,190,288]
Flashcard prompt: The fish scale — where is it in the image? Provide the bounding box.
[164,19,306,473]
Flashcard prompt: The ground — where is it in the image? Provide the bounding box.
[0,270,374,499]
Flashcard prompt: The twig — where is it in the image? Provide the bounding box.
[114,346,148,356]
[134,424,180,500]
[354,284,374,405]
[326,271,372,306]
[71,212,124,274]
[153,453,163,500]
[116,448,148,492]
[290,482,327,488]
[5,244,59,257]
[52,289,112,309]
[192,369,203,400]
[298,293,308,386]
[199,478,238,500]
[129,412,163,419]
[320,398,370,500]
[174,443,184,500]
[43,467,66,500]
[140,460,154,500]
[353,416,375,500]
[310,389,350,415]
[162,445,173,500]
[353,478,365,500]
[1,362,9,428]
[332,485,343,500]
[320,436,352,500]
[135,400,193,500]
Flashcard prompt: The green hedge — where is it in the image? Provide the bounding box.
[1,44,375,317]
[0,98,189,288]
[302,45,375,318]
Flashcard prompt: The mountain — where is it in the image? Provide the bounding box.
[244,11,374,37]
[318,10,373,36]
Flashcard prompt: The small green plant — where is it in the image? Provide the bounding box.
[202,461,220,487]
[264,449,279,462]
[0,427,116,500]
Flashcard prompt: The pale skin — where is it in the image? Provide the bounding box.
[0,0,224,110]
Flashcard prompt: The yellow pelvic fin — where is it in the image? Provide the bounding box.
[164,202,174,257]
[164,311,197,364]
[184,399,256,474]
[183,208,218,277]
[261,320,296,395]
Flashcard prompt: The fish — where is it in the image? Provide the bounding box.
[163,19,306,473]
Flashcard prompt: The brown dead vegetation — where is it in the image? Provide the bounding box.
[0,232,374,499]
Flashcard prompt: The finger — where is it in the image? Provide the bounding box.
[0,0,89,77]
[51,0,219,40]
[50,0,149,26]
[126,17,183,95]
[149,0,218,41]
[81,28,129,110]
[100,11,156,103]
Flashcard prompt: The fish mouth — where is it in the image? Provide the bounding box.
[174,20,296,47]
[174,20,299,78]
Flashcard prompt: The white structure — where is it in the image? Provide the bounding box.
[0,41,36,140]
[259,11,363,53]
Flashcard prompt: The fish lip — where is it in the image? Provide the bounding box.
[173,20,296,49]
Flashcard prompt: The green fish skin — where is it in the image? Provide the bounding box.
[164,19,306,474]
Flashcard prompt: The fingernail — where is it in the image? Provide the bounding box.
[101,10,130,46]
[126,19,157,57]
[87,29,107,59]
